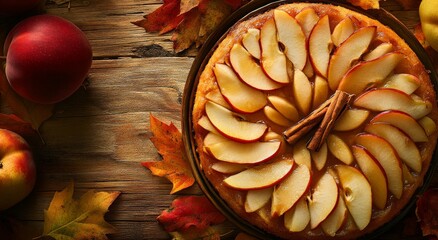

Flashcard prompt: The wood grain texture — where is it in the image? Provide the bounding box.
[1,0,436,239]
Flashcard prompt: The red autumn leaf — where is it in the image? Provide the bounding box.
[132,0,184,34]
[157,196,226,233]
[0,70,54,131]
[0,113,39,143]
[133,0,246,52]
[416,188,438,238]
[143,114,195,194]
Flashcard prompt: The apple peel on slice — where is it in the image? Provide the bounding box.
[328,26,376,90]
[333,165,372,231]
[205,101,267,142]
[271,164,311,216]
[338,53,404,95]
[223,159,294,190]
[352,145,388,209]
[365,122,422,172]
[274,10,307,70]
[309,15,333,78]
[331,17,355,47]
[370,110,428,142]
[354,88,432,120]
[355,133,403,199]
[214,63,267,113]
[260,18,289,84]
[230,43,283,90]
[206,140,281,165]
[382,73,420,95]
[308,172,338,229]
[245,187,274,213]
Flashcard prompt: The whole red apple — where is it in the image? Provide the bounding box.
[4,14,93,104]
[0,0,44,17]
[0,129,36,211]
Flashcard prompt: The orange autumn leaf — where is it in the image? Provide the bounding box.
[37,182,120,240]
[133,0,245,52]
[143,114,195,194]
[347,0,380,10]
[0,69,54,131]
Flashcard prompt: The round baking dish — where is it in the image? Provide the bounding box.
[182,0,438,239]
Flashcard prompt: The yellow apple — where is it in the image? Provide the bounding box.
[0,129,36,210]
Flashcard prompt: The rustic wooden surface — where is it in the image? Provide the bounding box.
[1,0,437,239]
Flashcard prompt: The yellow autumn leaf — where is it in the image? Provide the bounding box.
[40,182,120,240]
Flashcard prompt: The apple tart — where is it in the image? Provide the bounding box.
[191,2,438,239]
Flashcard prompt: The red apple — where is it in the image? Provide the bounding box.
[0,0,43,17]
[0,129,36,211]
[4,14,93,104]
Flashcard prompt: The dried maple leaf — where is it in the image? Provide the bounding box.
[38,182,120,240]
[134,0,245,52]
[0,70,54,131]
[143,114,195,194]
[347,0,380,10]
[157,196,226,233]
[132,0,184,34]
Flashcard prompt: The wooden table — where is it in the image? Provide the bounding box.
[1,0,437,239]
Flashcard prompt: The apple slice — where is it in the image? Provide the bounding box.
[363,42,393,61]
[211,162,247,174]
[205,90,231,109]
[382,73,420,95]
[264,106,291,127]
[354,88,432,120]
[198,115,219,134]
[245,187,273,212]
[355,133,403,199]
[334,108,370,131]
[260,18,289,84]
[214,63,267,113]
[402,163,416,184]
[284,197,310,232]
[351,145,388,209]
[206,140,281,164]
[293,69,313,115]
[274,10,307,70]
[295,7,319,38]
[327,134,354,165]
[328,26,376,90]
[308,172,338,229]
[310,142,328,171]
[333,165,372,230]
[272,164,311,216]
[293,139,312,169]
[338,53,404,95]
[242,28,261,59]
[295,8,319,78]
[223,159,294,190]
[321,194,348,236]
[312,76,329,110]
[331,17,355,47]
[419,116,437,136]
[203,132,229,147]
[205,101,267,142]
[309,15,333,78]
[365,122,422,172]
[230,43,283,90]
[370,110,428,142]
[268,95,299,122]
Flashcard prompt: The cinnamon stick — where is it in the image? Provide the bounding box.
[307,90,353,151]
[283,95,332,144]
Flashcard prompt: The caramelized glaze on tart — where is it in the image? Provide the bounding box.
[192,3,438,239]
